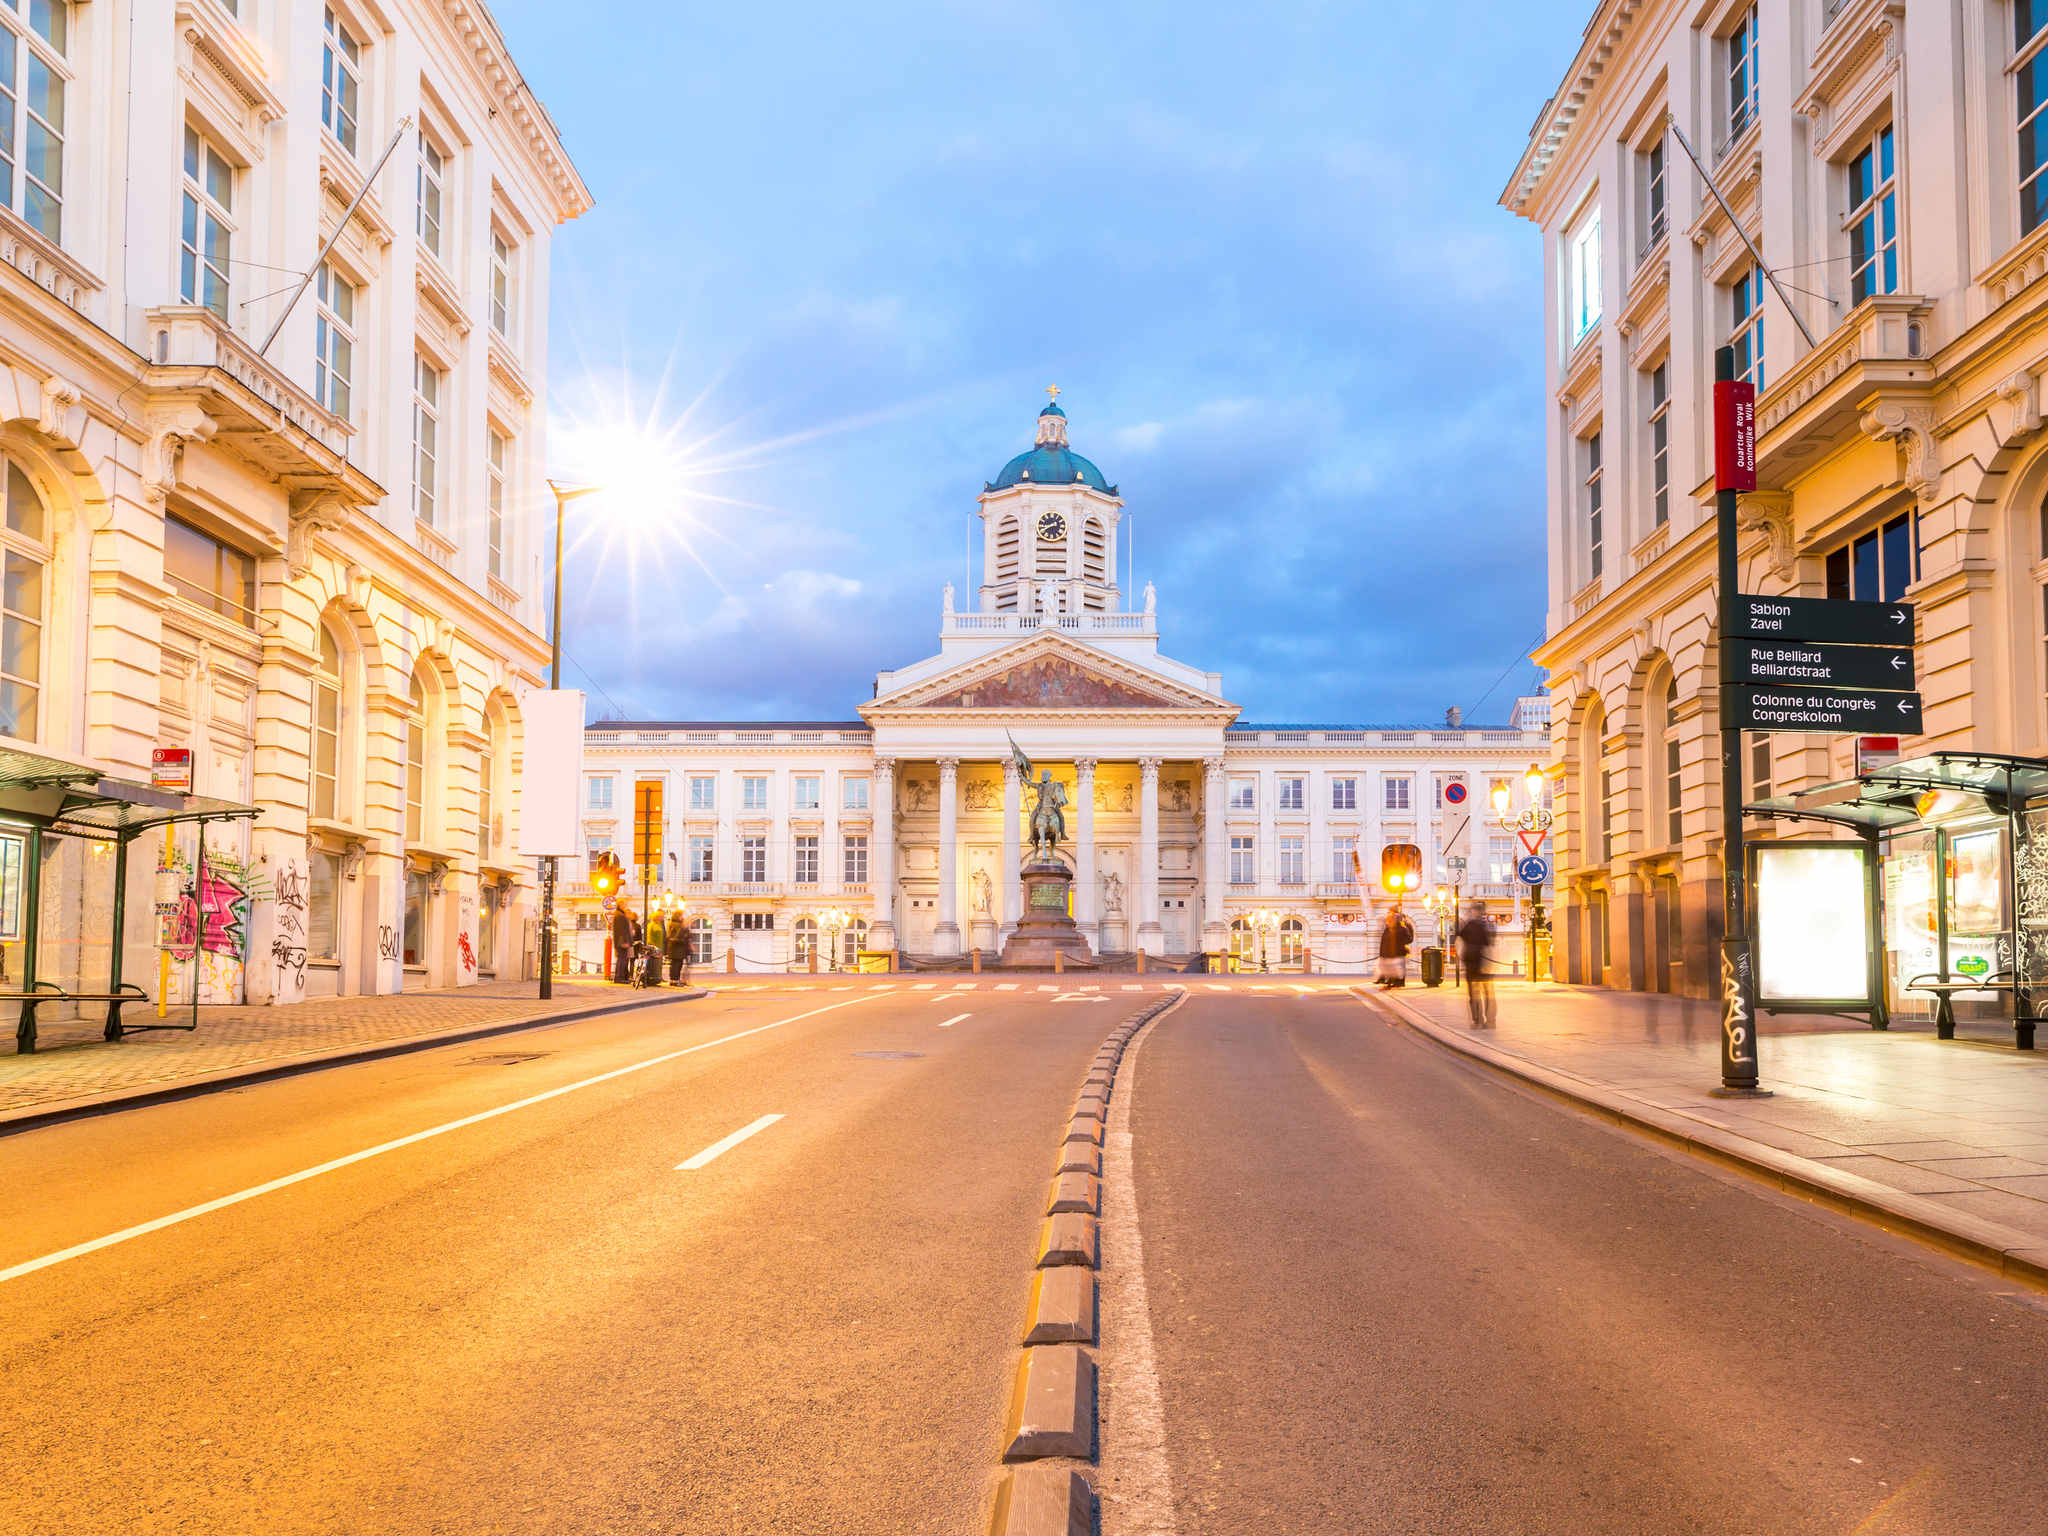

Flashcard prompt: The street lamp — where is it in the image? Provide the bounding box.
[819,906,849,973]
[537,478,603,1001]
[1248,907,1281,973]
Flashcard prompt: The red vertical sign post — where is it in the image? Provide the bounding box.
[1714,351,1765,1095]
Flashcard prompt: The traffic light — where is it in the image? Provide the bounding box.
[1380,842,1422,895]
[590,851,623,898]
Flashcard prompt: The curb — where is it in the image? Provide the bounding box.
[1354,985,2048,1290]
[987,986,1186,1536]
[0,988,708,1138]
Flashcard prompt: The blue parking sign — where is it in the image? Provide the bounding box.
[1518,855,1550,886]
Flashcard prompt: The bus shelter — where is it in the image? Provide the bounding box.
[0,747,259,1053]
[1746,752,2048,1049]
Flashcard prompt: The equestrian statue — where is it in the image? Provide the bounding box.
[1009,733,1068,862]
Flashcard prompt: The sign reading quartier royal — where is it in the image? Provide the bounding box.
[1729,685,1923,735]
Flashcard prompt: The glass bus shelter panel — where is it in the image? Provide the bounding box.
[2019,807,2048,1004]
[35,831,117,1006]
[1883,830,1938,1021]
[1946,823,2013,1004]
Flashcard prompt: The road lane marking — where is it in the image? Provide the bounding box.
[937,1013,971,1028]
[1204,984,1226,992]
[996,983,1018,990]
[675,1113,784,1171]
[1122,984,1143,990]
[912,982,937,990]
[0,994,878,1287]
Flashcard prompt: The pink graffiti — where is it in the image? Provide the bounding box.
[168,867,250,960]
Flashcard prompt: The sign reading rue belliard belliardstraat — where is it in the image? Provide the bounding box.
[1730,685,1923,735]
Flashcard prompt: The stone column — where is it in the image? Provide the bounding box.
[1201,756,1227,953]
[1074,757,1098,947]
[1001,756,1022,944]
[871,757,897,950]
[1137,757,1163,954]
[934,757,962,956]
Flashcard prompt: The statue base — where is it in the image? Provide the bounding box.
[998,858,1095,969]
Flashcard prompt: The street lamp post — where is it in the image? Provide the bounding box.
[820,907,848,973]
[538,479,603,1001]
[1524,762,1547,983]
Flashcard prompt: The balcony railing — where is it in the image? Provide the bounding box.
[144,306,352,457]
[943,611,1157,638]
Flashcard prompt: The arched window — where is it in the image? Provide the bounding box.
[793,915,818,965]
[0,459,49,741]
[405,673,426,844]
[842,914,868,967]
[1580,701,1607,866]
[1662,677,1682,847]
[312,625,343,821]
[1230,916,1255,969]
[690,915,713,964]
[479,699,509,865]
[1279,916,1305,968]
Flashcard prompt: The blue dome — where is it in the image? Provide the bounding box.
[987,445,1113,492]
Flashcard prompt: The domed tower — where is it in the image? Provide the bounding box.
[976,392,1125,616]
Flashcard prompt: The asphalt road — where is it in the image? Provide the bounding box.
[1110,992,2048,1534]
[0,986,1119,1535]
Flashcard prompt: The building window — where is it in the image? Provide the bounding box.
[1333,834,1357,883]
[841,915,868,967]
[486,429,507,581]
[1665,679,1683,846]
[793,774,820,810]
[793,834,819,884]
[742,774,769,811]
[2021,0,2048,234]
[1750,733,1772,801]
[1641,134,1666,249]
[687,834,713,883]
[416,131,444,259]
[1278,835,1304,885]
[843,776,868,811]
[308,849,341,963]
[1276,776,1304,811]
[585,833,611,871]
[1489,835,1515,884]
[690,915,713,965]
[1568,203,1602,343]
[0,0,68,241]
[404,675,426,844]
[843,833,868,885]
[1600,768,1616,862]
[477,744,494,863]
[1727,6,1759,142]
[164,517,255,626]
[1846,125,1898,305]
[412,356,441,527]
[1229,835,1255,885]
[1384,776,1411,812]
[0,462,47,741]
[1648,363,1669,527]
[312,626,343,821]
[402,869,427,967]
[793,915,818,964]
[1823,511,1917,603]
[1228,776,1256,810]
[741,835,766,884]
[1331,776,1356,811]
[588,776,613,811]
[633,779,664,873]
[313,264,355,418]
[321,7,360,155]
[1729,265,1765,390]
[1583,430,1604,580]
[1229,917,1256,969]
[180,126,233,320]
[1279,917,1304,968]
[690,775,715,811]
[490,228,514,339]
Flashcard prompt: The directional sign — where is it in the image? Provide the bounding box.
[1518,855,1551,886]
[1730,593,1913,646]
[1729,685,1922,735]
[1734,638,1915,691]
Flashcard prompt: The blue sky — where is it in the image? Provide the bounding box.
[495,0,1589,726]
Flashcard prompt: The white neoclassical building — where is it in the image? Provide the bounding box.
[566,401,1552,974]
[0,0,587,1018]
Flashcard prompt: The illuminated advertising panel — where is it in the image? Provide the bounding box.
[1752,842,1873,1010]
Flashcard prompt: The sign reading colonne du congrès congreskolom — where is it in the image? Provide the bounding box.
[1725,593,1921,736]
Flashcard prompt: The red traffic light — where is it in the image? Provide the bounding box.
[1380,842,1421,895]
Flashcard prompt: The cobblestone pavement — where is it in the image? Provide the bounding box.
[1394,979,2048,1247]
[0,979,681,1116]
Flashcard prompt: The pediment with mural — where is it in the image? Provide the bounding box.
[915,654,1199,710]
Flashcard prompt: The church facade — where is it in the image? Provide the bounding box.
[564,402,1551,972]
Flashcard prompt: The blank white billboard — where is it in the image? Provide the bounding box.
[1754,843,1871,1007]
[517,689,585,858]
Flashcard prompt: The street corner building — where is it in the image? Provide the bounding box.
[0,0,589,1013]
[562,399,1553,976]
[1504,0,2048,1001]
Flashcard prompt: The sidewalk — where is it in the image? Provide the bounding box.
[0,979,696,1128]
[1368,980,2048,1277]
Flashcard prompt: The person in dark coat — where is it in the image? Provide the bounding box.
[610,904,634,984]
[1456,901,1497,1027]
[1376,906,1414,987]
[667,914,691,983]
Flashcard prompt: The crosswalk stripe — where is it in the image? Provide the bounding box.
[996,982,1018,990]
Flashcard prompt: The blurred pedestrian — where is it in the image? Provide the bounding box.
[1457,901,1497,1027]
[610,902,634,985]
[667,913,691,984]
[647,909,668,981]
[1376,905,1414,988]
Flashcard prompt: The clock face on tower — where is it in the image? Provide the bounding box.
[1036,511,1068,541]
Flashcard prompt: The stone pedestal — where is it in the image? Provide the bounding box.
[998,859,1095,968]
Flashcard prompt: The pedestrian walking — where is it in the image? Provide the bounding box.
[610,903,634,985]
[667,914,691,984]
[1456,901,1497,1027]
[1376,905,1414,988]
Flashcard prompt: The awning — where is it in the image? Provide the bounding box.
[1747,751,2048,831]
[0,745,260,839]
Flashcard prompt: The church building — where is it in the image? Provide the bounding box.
[566,400,1550,972]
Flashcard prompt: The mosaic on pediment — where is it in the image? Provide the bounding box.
[920,654,1193,711]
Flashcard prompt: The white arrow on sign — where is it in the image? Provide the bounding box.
[1889,609,1908,625]
[1897,699,1914,714]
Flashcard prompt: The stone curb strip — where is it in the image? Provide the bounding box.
[0,988,708,1138]
[988,987,1185,1536]
[1353,986,2048,1290]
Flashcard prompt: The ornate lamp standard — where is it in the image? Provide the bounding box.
[819,907,849,973]
[1248,907,1280,973]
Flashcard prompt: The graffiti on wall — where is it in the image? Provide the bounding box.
[457,889,478,982]
[161,843,267,1006]
[270,857,309,1002]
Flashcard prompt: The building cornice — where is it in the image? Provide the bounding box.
[437,1,595,223]
[1500,0,1650,220]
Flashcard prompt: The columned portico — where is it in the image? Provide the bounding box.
[1137,757,1162,954]
[1000,756,1022,944]
[871,757,898,950]
[1202,756,1228,951]
[934,757,962,955]
[1073,757,1098,947]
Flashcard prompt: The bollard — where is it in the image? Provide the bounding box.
[726,946,735,974]
[808,946,817,974]
[1137,948,1146,974]
[889,948,898,973]
[972,948,982,974]
[1054,949,1064,976]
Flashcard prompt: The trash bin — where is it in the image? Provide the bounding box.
[1420,946,1445,987]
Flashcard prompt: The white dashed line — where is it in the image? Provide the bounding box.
[676,1113,784,1171]
[996,983,1019,991]
[913,982,937,991]
[937,1013,971,1028]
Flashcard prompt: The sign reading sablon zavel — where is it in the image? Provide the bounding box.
[1725,594,1920,736]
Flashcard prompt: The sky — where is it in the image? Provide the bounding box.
[491,0,1592,727]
